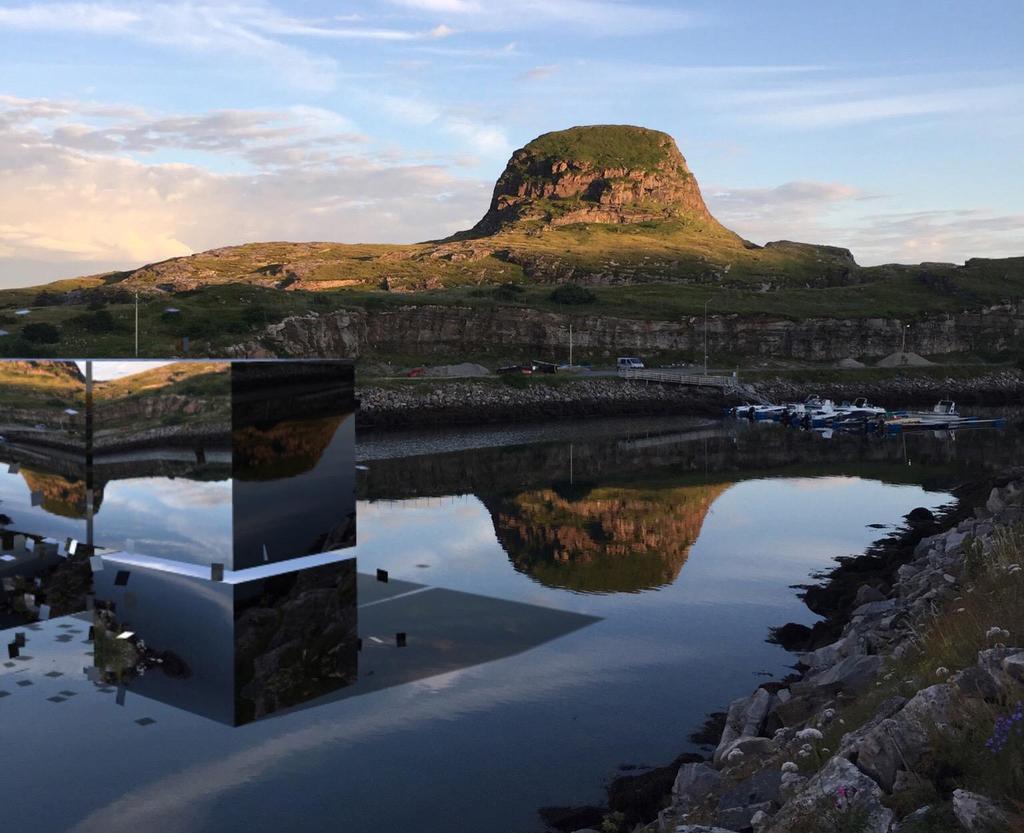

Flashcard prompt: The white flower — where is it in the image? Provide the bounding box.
[935,666,949,678]
[820,747,831,756]
[796,728,823,741]
[822,708,837,721]
[781,762,799,773]
[955,608,966,613]
[986,626,1010,641]
[726,748,745,763]
[797,749,811,759]
[800,743,813,753]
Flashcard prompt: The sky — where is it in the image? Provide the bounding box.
[0,0,1021,288]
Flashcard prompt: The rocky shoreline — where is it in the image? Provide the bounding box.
[356,377,729,429]
[554,471,1024,833]
[355,369,1024,431]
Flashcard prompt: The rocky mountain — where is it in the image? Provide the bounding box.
[2,124,1023,363]
[465,125,718,233]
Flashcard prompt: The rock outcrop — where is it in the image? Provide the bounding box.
[467,125,719,234]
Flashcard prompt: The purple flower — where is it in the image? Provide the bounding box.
[987,701,1024,754]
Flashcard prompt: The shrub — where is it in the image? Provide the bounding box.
[492,283,526,301]
[67,309,119,334]
[20,322,61,343]
[549,284,596,305]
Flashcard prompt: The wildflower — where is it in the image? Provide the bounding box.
[985,701,1024,754]
[726,748,745,764]
[986,626,1010,641]
[797,727,823,741]
[935,666,949,678]
[955,608,966,613]
[823,708,837,721]
[820,747,831,756]
[800,743,813,753]
[781,762,799,773]
[797,749,811,759]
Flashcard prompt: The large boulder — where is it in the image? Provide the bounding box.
[715,769,781,831]
[952,789,1020,833]
[841,685,958,792]
[765,757,894,833]
[793,654,883,697]
[672,763,723,815]
[713,689,773,766]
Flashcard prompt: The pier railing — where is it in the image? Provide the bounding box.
[617,367,737,389]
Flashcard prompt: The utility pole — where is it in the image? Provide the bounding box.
[901,323,910,355]
[569,323,573,366]
[134,291,139,357]
[703,298,712,375]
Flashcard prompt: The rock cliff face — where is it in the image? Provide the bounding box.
[468,125,718,235]
[228,301,1024,363]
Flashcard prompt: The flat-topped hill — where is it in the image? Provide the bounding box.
[465,125,718,234]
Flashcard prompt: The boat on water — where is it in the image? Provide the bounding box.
[882,400,1006,432]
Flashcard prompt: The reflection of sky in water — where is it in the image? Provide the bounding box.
[0,467,87,540]
[100,477,232,564]
[0,470,953,833]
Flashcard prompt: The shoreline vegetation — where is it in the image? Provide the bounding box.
[540,470,1024,833]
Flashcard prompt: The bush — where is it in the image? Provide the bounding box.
[492,283,526,301]
[67,309,119,334]
[20,322,61,343]
[549,284,596,305]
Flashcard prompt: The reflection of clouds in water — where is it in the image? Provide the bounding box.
[357,496,499,574]
[100,478,232,561]
[105,478,232,510]
[788,476,859,491]
[67,629,671,833]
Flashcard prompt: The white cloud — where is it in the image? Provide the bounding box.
[0,1,467,92]
[706,180,1024,266]
[0,96,493,286]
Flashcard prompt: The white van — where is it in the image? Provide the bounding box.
[617,357,645,369]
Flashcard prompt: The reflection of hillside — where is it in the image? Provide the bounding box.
[233,415,344,480]
[19,468,101,518]
[488,482,730,593]
[0,360,84,406]
[94,363,231,448]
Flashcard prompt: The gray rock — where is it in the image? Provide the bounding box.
[715,736,775,770]
[1003,651,1024,685]
[892,806,933,832]
[852,599,898,619]
[716,769,781,830]
[797,654,883,696]
[749,809,771,833]
[952,788,1019,833]
[713,689,773,766]
[951,665,1002,701]
[855,584,887,606]
[843,685,958,792]
[766,757,894,833]
[673,763,722,812]
[986,487,1005,514]
[675,827,736,833]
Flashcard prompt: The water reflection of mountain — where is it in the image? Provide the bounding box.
[362,418,1023,594]
[487,482,730,593]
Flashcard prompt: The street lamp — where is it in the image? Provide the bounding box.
[901,323,911,357]
[703,298,712,375]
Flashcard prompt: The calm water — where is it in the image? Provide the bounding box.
[2,414,1021,833]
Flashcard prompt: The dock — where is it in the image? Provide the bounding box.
[617,367,738,389]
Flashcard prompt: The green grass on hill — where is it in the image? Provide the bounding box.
[518,125,682,172]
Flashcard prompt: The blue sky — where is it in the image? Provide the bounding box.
[0,0,1021,287]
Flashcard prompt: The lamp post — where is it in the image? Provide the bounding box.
[703,298,712,375]
[134,291,139,357]
[901,322,910,355]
